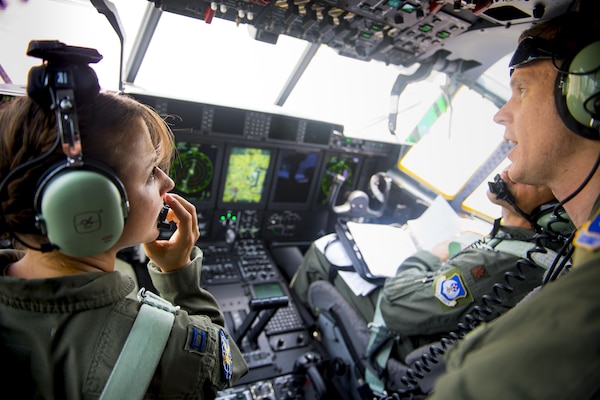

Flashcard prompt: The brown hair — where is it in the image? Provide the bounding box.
[0,92,175,239]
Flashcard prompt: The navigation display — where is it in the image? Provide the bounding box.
[316,153,361,205]
[170,141,220,204]
[222,146,272,204]
[270,149,319,205]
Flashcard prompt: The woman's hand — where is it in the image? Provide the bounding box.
[143,193,199,272]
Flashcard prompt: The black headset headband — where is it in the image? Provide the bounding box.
[27,40,102,111]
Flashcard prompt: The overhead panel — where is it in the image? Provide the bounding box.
[147,0,569,68]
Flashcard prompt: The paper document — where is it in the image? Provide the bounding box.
[345,195,462,278]
[345,222,417,278]
[405,195,462,251]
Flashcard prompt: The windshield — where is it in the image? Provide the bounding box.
[0,0,514,218]
[398,62,511,219]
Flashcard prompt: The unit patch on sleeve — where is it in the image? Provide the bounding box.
[575,212,600,251]
[220,329,233,383]
[434,268,473,309]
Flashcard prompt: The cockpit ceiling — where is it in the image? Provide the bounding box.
[148,0,572,71]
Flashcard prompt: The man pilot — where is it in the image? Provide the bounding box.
[428,2,600,398]
[291,171,574,364]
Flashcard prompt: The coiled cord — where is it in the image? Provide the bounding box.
[385,229,573,398]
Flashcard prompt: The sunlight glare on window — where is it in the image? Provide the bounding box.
[398,85,504,198]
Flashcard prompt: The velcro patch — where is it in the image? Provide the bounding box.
[434,271,471,308]
[187,326,207,353]
[470,265,488,280]
[588,211,600,234]
[220,329,233,383]
[575,216,600,251]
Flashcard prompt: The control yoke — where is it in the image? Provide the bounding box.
[329,172,392,219]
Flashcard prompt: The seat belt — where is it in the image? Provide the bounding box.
[364,291,395,396]
[99,288,180,400]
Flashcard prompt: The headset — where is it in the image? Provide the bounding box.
[488,174,574,237]
[555,40,600,140]
[26,40,129,257]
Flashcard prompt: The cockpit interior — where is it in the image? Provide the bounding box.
[0,0,588,398]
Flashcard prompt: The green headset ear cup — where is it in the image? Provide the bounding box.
[535,208,575,237]
[530,202,575,237]
[564,41,600,129]
[35,164,129,257]
[555,41,600,140]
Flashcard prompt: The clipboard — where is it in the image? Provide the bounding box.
[333,196,464,285]
[335,220,388,285]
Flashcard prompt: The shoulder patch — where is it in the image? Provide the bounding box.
[588,211,600,234]
[575,216,600,251]
[470,265,488,280]
[220,329,233,383]
[434,271,471,308]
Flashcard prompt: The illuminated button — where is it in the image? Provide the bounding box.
[401,3,415,12]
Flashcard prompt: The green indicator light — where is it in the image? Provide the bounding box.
[386,0,401,8]
[419,24,432,32]
[437,31,450,39]
[361,32,372,39]
[371,24,382,31]
[401,3,415,12]
[220,215,226,221]
[231,216,237,221]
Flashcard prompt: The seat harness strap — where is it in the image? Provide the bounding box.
[99,288,179,400]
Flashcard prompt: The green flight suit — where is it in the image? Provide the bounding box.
[291,224,555,360]
[429,198,600,399]
[0,247,248,399]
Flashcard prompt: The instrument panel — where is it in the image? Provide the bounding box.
[132,92,401,244]
[200,240,314,387]
[147,0,571,70]
[135,92,403,399]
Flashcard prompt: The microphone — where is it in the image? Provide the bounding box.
[488,174,515,203]
[157,204,171,231]
[488,174,534,226]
